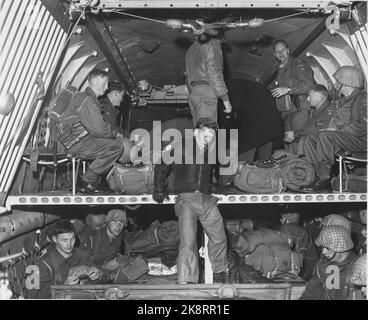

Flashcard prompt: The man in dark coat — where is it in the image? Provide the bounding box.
[153,118,229,284]
[227,79,283,162]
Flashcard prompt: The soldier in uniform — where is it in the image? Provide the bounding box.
[99,81,129,137]
[27,220,100,299]
[284,84,335,154]
[153,118,229,284]
[58,69,136,194]
[301,225,358,300]
[79,209,127,269]
[300,66,366,192]
[269,39,314,127]
[185,31,232,125]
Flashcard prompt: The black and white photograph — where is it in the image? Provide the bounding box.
[0,0,366,308]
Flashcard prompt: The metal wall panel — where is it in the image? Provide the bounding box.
[0,0,67,201]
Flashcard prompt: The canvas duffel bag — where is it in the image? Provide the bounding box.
[234,164,285,194]
[234,156,315,193]
[107,162,154,194]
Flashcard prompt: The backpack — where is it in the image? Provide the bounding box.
[234,156,315,193]
[234,164,285,194]
[234,228,303,277]
[48,85,78,121]
[48,87,90,150]
[106,162,155,194]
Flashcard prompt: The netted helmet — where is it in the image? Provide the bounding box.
[333,66,364,88]
[315,225,353,252]
[321,214,352,233]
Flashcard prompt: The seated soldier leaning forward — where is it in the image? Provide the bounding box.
[298,66,366,193]
[301,225,358,300]
[27,220,100,299]
[284,84,335,155]
[57,69,141,194]
[79,209,129,281]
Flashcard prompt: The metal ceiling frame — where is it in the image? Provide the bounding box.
[85,14,138,93]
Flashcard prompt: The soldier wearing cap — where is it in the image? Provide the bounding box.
[79,209,127,269]
[300,66,366,192]
[301,225,358,300]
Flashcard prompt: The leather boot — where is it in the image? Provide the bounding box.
[76,179,105,194]
[213,269,230,284]
[299,177,332,193]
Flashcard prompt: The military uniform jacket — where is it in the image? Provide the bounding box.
[79,228,124,267]
[293,100,336,138]
[301,252,358,300]
[270,57,314,111]
[185,38,229,101]
[99,96,127,136]
[329,89,367,138]
[59,87,118,141]
[27,246,93,299]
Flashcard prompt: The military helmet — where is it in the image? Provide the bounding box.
[321,214,352,233]
[315,225,353,252]
[333,66,364,88]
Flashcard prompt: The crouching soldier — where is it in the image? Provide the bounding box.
[27,220,100,299]
[153,118,229,284]
[79,209,127,269]
[301,225,358,300]
[78,209,147,284]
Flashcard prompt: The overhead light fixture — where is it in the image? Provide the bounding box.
[138,80,152,94]
[74,27,82,35]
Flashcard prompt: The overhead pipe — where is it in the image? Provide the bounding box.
[0,210,60,244]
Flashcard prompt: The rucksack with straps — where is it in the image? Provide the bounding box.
[234,228,303,278]
[48,87,90,150]
[48,85,78,121]
[107,162,155,194]
[234,155,315,193]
